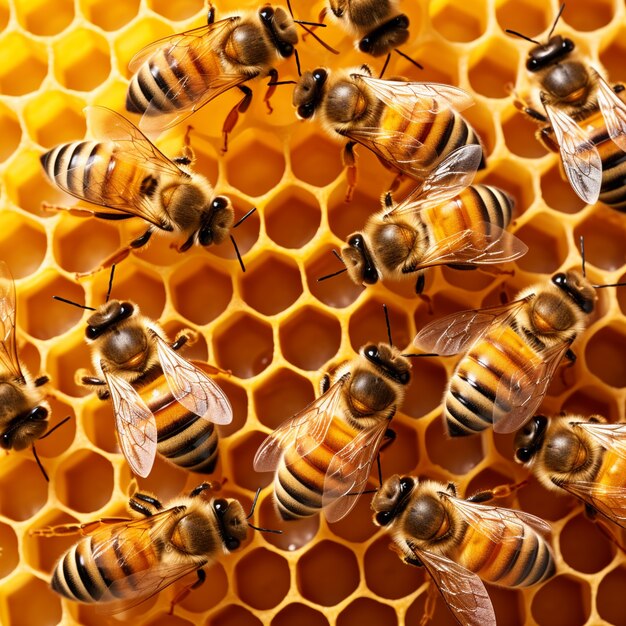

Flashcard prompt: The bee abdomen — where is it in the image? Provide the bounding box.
[468,185,515,229]
[599,150,626,211]
[274,452,326,520]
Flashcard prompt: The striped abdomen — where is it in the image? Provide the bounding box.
[51,524,159,602]
[444,326,540,436]
[593,448,626,496]
[40,141,145,207]
[139,363,219,474]
[422,184,514,243]
[274,417,360,520]
[453,518,555,587]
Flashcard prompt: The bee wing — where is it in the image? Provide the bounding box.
[414,547,496,626]
[595,71,626,152]
[493,340,571,435]
[415,224,528,270]
[412,297,531,356]
[153,333,232,425]
[0,262,23,380]
[252,375,348,473]
[559,480,626,529]
[103,369,158,478]
[543,103,602,205]
[388,145,483,217]
[573,421,626,460]
[321,421,389,523]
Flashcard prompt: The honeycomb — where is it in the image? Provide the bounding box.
[1,0,626,624]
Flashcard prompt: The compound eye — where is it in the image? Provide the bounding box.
[399,477,413,493]
[563,38,575,52]
[119,302,134,319]
[86,325,99,340]
[298,103,315,119]
[213,499,229,516]
[375,510,393,526]
[516,448,532,463]
[398,370,410,385]
[212,197,228,210]
[552,272,566,287]
[1,433,11,449]
[364,345,379,360]
[313,69,327,84]
[225,537,240,551]
[29,406,48,421]
[526,57,540,72]
[359,37,373,53]
[259,7,273,22]
[282,43,294,57]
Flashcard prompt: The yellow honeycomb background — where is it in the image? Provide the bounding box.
[1,0,626,624]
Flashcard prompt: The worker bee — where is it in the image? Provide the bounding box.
[125,4,301,149]
[40,106,235,277]
[292,63,483,198]
[515,414,626,529]
[414,270,597,436]
[507,5,626,209]
[254,342,411,522]
[336,144,526,293]
[321,0,410,59]
[73,293,232,478]
[372,475,555,626]
[33,483,250,608]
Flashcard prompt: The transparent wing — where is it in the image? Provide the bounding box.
[0,261,22,380]
[544,102,602,204]
[415,224,528,270]
[415,547,496,626]
[322,420,389,523]
[574,421,626,460]
[253,375,348,473]
[388,145,483,217]
[595,71,626,152]
[493,340,571,434]
[559,480,626,529]
[412,297,531,356]
[153,333,232,425]
[103,369,157,478]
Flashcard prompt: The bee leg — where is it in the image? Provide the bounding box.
[171,329,199,351]
[537,126,559,152]
[510,90,548,123]
[189,481,222,498]
[383,191,394,209]
[414,274,434,314]
[343,141,358,202]
[559,348,577,385]
[221,85,254,153]
[206,2,215,24]
[30,518,131,537]
[173,126,195,166]
[129,492,163,517]
[420,579,439,626]
[590,515,626,552]
[169,569,206,614]
[76,370,109,399]
[466,480,528,503]
[264,68,279,114]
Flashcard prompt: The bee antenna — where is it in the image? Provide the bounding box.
[39,415,72,441]
[505,29,541,45]
[379,54,391,79]
[548,4,566,40]
[230,236,246,273]
[233,207,257,229]
[245,488,283,534]
[592,281,626,290]
[295,47,302,78]
[31,444,49,482]
[393,49,424,71]
[400,352,439,358]
[317,267,348,282]
[105,264,116,303]
[579,235,586,278]
[52,295,96,311]
[383,303,393,347]
[297,22,339,54]
[294,19,327,28]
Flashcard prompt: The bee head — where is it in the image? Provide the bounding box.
[85,300,136,340]
[362,343,411,385]
[372,474,416,526]
[213,498,248,552]
[342,233,378,285]
[197,196,234,247]
[526,35,575,72]
[1,405,49,451]
[551,270,596,314]
[514,414,548,463]
[260,6,298,57]
[293,69,327,119]
[359,14,410,57]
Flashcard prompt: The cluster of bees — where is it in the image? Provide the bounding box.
[2,2,626,625]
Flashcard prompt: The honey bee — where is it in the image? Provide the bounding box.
[292,63,483,197]
[413,270,597,436]
[125,4,301,149]
[254,342,411,522]
[75,295,232,478]
[515,414,626,529]
[0,261,68,481]
[507,5,626,209]
[372,475,555,626]
[40,106,235,277]
[336,145,526,293]
[33,483,249,608]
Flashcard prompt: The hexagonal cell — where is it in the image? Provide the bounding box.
[0,459,48,520]
[170,257,233,325]
[517,475,577,522]
[297,540,359,606]
[573,209,626,271]
[326,480,380,543]
[240,252,303,316]
[598,565,626,625]
[290,128,343,187]
[378,420,420,476]
[77,597,158,626]
[16,0,74,35]
[0,101,21,162]
[348,298,412,352]
[305,245,364,309]
[600,27,626,84]
[271,603,329,626]
[327,184,378,242]
[0,211,46,278]
[430,0,487,42]
[225,130,286,196]
[148,0,203,20]
[561,385,619,422]
[108,265,167,321]
[406,591,459,626]
[17,270,86,340]
[338,598,398,626]
[52,216,121,276]
[425,416,485,474]
[402,357,448,419]
[488,586,525,626]
[36,398,76,460]
[411,40,460,86]
[132,453,189,502]
[80,0,140,30]
[468,39,519,98]
[496,0,548,35]
[561,0,613,31]
[5,573,62,626]
[364,535,424,599]
[46,329,92,397]
[0,0,8,32]
[0,521,19,578]
[254,367,315,430]
[279,306,341,371]
[585,324,626,388]
[0,32,47,96]
[55,449,114,513]
[179,561,227,614]
[214,378,248,438]
[441,265,495,292]
[531,575,591,626]
[560,513,615,573]
[465,467,517,503]
[235,548,290,610]
[264,185,321,249]
[540,162,587,213]
[501,108,548,159]
[210,605,263,626]
[82,398,120,455]
[226,430,268,491]
[53,28,111,91]
[24,91,86,149]
[483,159,534,217]
[514,212,568,273]
[213,312,274,378]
